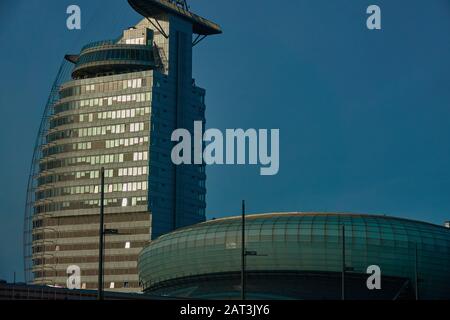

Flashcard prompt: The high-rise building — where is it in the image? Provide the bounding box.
[24,0,221,292]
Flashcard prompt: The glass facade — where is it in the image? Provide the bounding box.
[76,48,154,66]
[26,10,211,292]
[138,213,450,299]
[71,30,155,79]
[29,67,154,291]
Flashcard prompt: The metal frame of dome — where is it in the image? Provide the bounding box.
[138,212,450,300]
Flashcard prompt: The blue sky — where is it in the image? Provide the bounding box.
[0,0,449,281]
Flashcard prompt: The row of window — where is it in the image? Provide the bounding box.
[33,212,149,228]
[130,122,145,133]
[50,106,150,130]
[25,281,139,290]
[33,228,149,241]
[36,180,148,199]
[133,151,148,161]
[32,241,143,253]
[40,151,147,171]
[119,181,148,193]
[71,166,149,180]
[40,153,125,171]
[43,134,149,156]
[77,122,147,138]
[80,153,124,165]
[75,169,114,179]
[79,113,94,122]
[97,106,150,120]
[75,142,92,151]
[37,166,148,186]
[83,93,150,106]
[35,196,148,214]
[76,48,153,66]
[33,253,142,266]
[54,92,151,114]
[125,37,146,45]
[49,121,149,142]
[118,166,148,177]
[60,77,149,100]
[106,136,149,149]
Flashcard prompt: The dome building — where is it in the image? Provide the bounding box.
[138,213,450,300]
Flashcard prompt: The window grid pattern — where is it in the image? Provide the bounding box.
[138,213,450,299]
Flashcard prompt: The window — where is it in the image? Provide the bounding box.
[125,242,131,249]
[110,282,115,289]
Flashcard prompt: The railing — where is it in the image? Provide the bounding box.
[80,34,128,51]
[23,59,73,284]
[81,40,117,51]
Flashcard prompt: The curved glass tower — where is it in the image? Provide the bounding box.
[25,0,221,292]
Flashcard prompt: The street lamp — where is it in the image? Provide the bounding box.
[241,200,246,301]
[342,225,345,300]
[98,168,120,301]
[98,168,105,300]
[241,201,267,301]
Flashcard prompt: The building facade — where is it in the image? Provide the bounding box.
[138,213,450,299]
[24,0,221,292]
